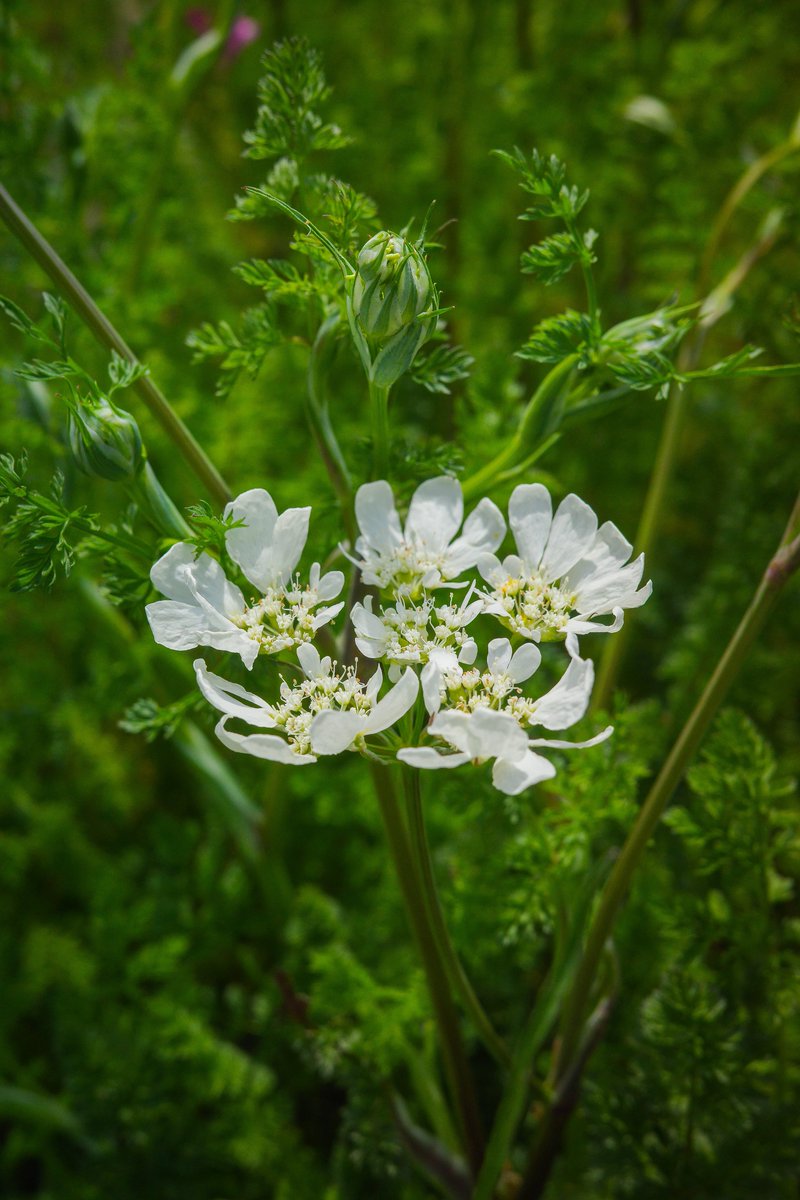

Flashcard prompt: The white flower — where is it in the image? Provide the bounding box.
[398,638,612,795]
[478,483,651,655]
[354,476,505,597]
[351,587,482,678]
[146,488,344,668]
[194,643,419,764]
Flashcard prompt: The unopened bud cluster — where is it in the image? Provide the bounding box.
[349,230,437,387]
[67,395,144,482]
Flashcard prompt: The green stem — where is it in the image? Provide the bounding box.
[462,355,577,502]
[0,182,232,508]
[369,379,391,478]
[370,765,484,1176]
[403,768,511,1068]
[557,489,800,1078]
[307,314,355,539]
[133,461,193,539]
[593,131,800,709]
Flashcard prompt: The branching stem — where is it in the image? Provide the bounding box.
[0,182,232,507]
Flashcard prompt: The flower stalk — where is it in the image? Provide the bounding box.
[370,764,484,1176]
[402,767,511,1068]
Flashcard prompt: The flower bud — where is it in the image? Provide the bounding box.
[352,231,434,341]
[67,395,145,482]
[348,231,438,388]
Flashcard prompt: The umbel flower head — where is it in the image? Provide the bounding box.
[194,643,419,763]
[348,230,437,387]
[399,638,612,795]
[145,476,649,796]
[479,483,652,656]
[354,475,505,598]
[146,488,344,669]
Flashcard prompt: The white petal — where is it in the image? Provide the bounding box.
[564,521,633,592]
[150,543,198,603]
[193,658,275,727]
[147,601,212,651]
[565,610,625,640]
[185,553,246,620]
[397,747,471,770]
[458,639,478,665]
[531,656,594,731]
[355,481,403,553]
[351,602,389,641]
[573,555,647,614]
[146,601,257,667]
[477,552,503,585]
[508,642,542,683]
[405,477,463,552]
[311,601,345,630]
[492,750,557,795]
[309,710,365,755]
[427,711,473,755]
[216,716,315,763]
[224,489,279,590]
[509,484,553,568]
[528,725,613,751]
[365,666,384,702]
[363,667,419,733]
[421,659,444,714]
[540,494,598,580]
[355,635,387,660]
[468,707,529,761]
[268,506,311,585]
[444,498,506,576]
[316,569,345,601]
[487,638,513,676]
[296,642,322,677]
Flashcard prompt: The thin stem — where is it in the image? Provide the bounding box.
[0,182,232,507]
[593,132,799,709]
[557,489,800,1077]
[370,764,484,1176]
[403,768,511,1068]
[462,355,577,502]
[306,313,355,539]
[369,379,391,478]
[511,491,800,1199]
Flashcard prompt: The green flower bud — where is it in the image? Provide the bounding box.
[348,231,438,388]
[352,231,434,341]
[67,395,145,482]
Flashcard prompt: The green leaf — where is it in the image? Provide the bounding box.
[521,232,589,285]
[410,342,474,394]
[243,38,351,163]
[519,310,593,363]
[0,294,49,342]
[14,359,78,381]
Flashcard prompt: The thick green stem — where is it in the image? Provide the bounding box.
[370,379,391,478]
[370,765,484,1176]
[403,768,511,1068]
[557,489,800,1080]
[0,182,232,507]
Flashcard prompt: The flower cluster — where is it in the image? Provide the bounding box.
[146,477,651,795]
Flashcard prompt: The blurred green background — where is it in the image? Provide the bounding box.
[1,1,799,1196]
